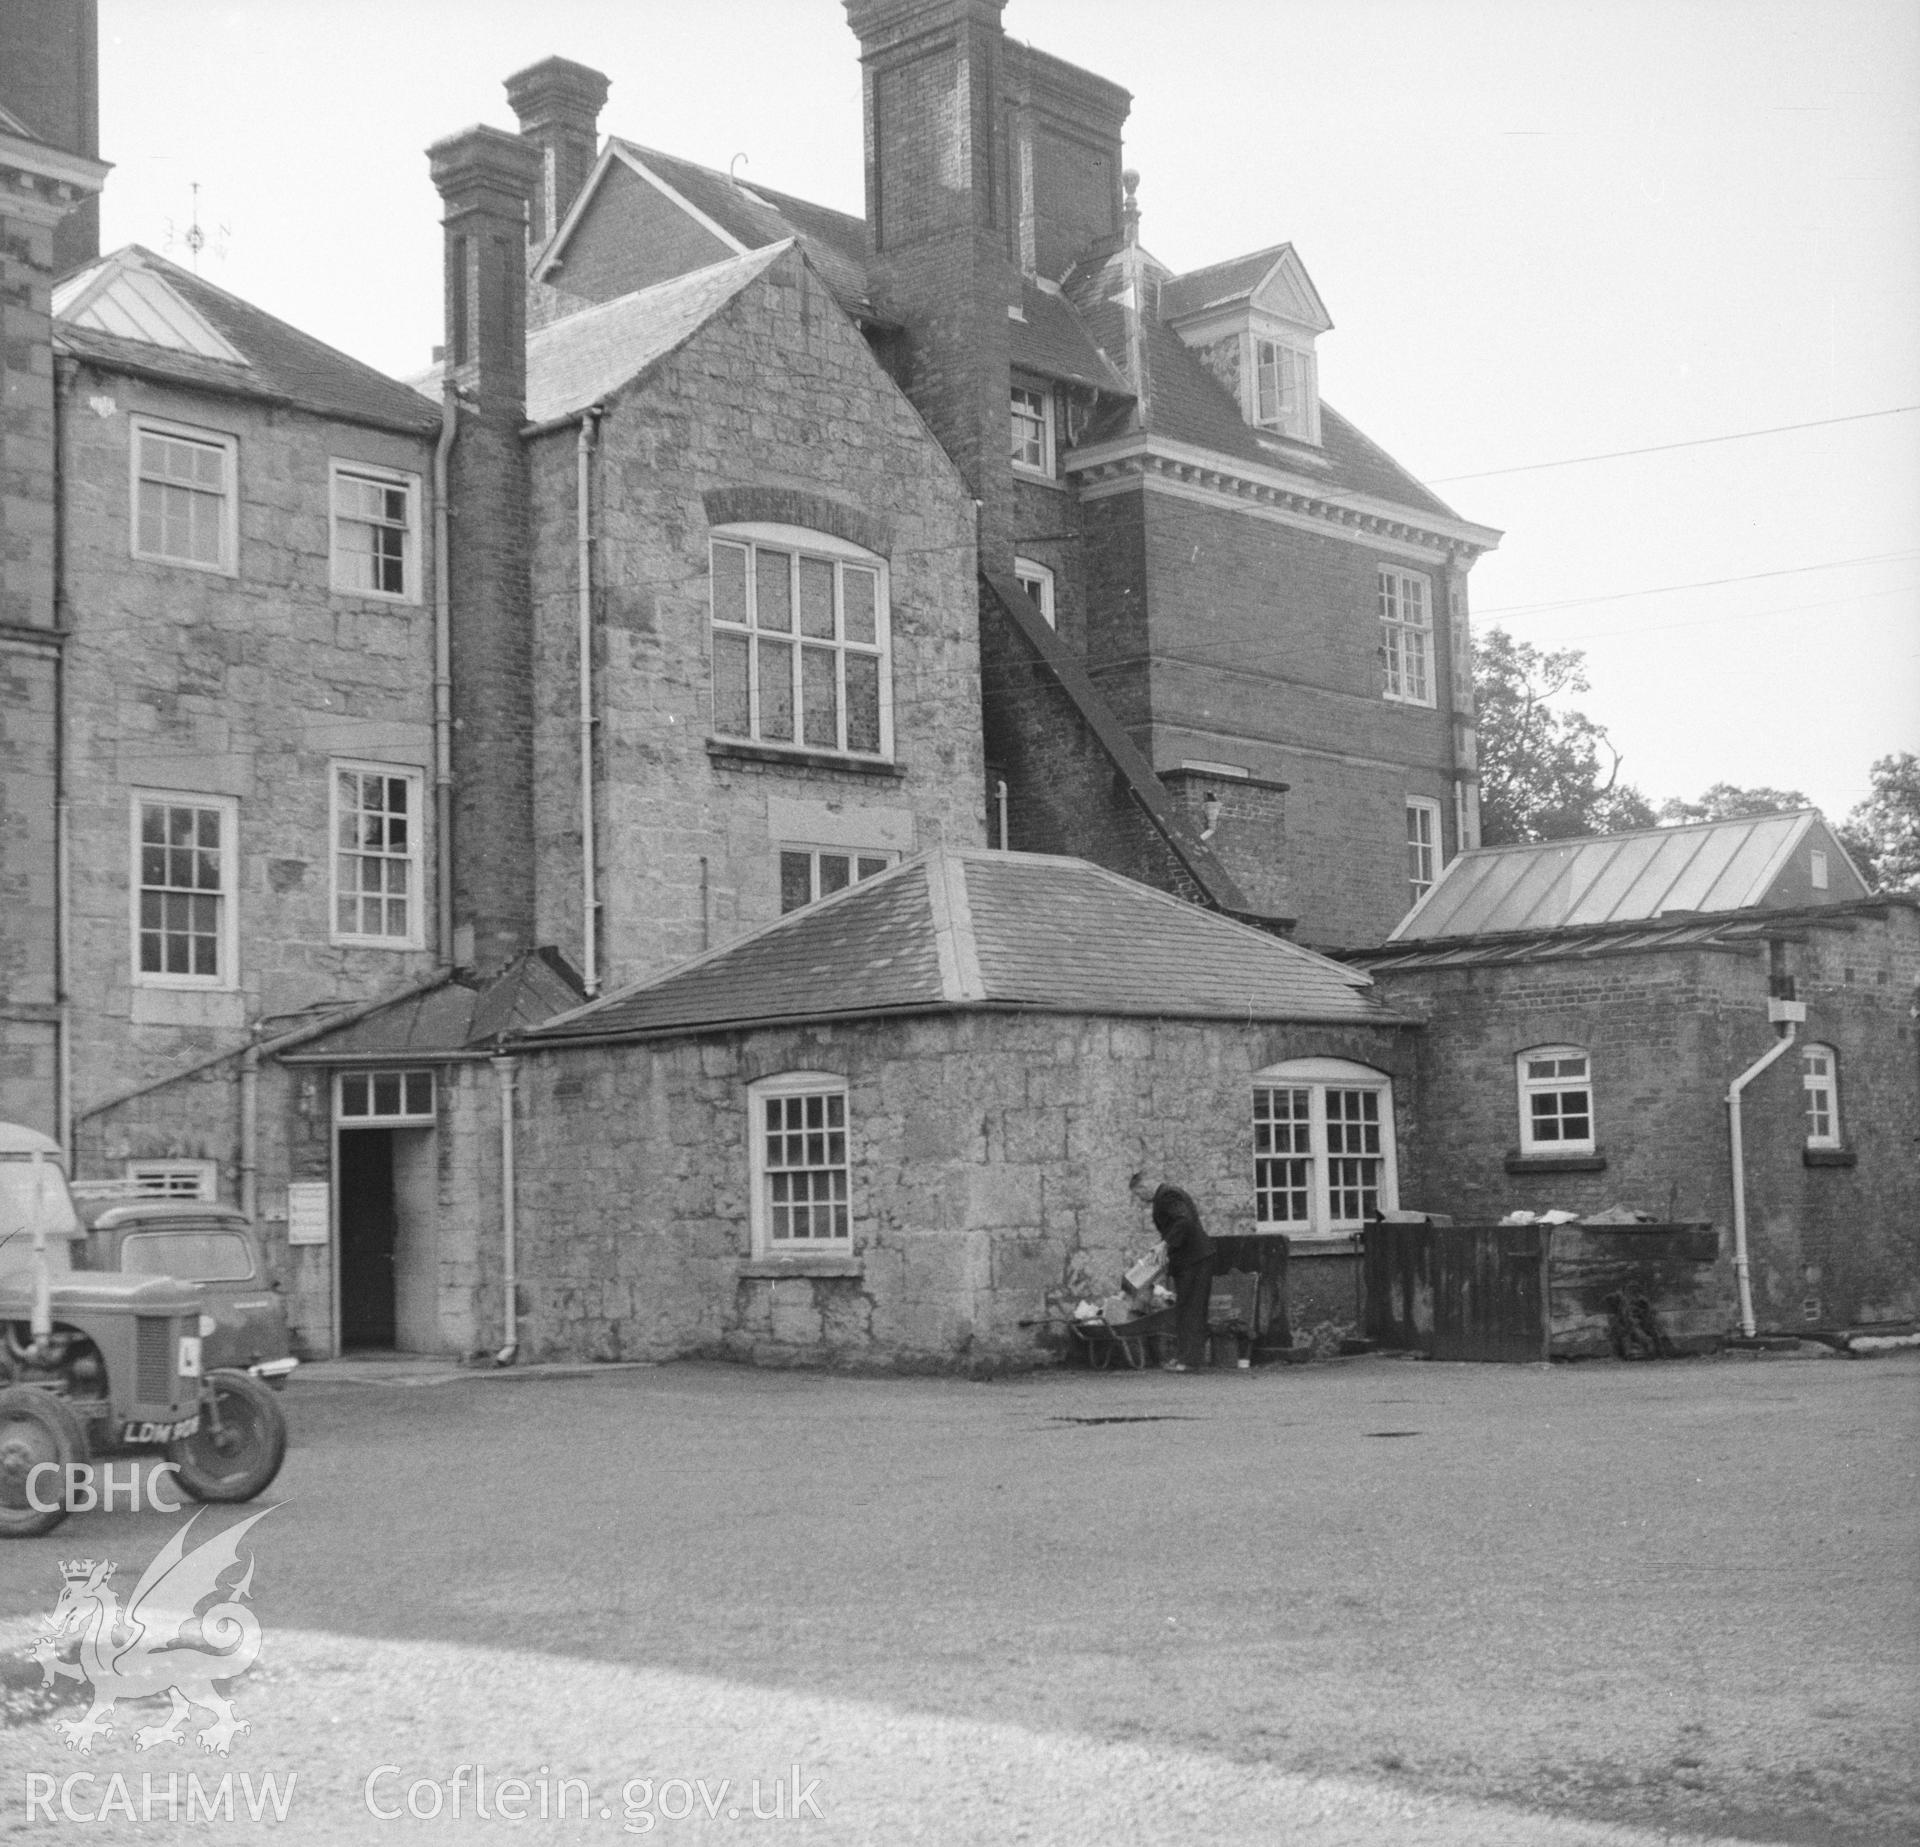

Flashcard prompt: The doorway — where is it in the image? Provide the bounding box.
[335,1121,440,1352]
[337,1128,396,1349]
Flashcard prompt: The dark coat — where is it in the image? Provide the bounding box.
[1150,1184,1214,1276]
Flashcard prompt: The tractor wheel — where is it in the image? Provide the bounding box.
[170,1370,287,1503]
[0,1387,88,1538]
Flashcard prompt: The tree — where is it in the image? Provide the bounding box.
[1658,783,1811,825]
[1472,628,1654,846]
[1837,752,1920,894]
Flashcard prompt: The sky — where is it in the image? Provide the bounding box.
[95,0,1920,825]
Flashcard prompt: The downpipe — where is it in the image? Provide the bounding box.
[1726,1018,1799,1339]
[576,406,603,996]
[492,1053,519,1366]
[433,384,459,968]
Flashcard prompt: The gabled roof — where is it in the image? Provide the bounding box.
[540,140,875,318]
[525,243,793,426]
[1159,243,1332,333]
[52,247,439,437]
[524,848,1398,1047]
[1389,811,1871,943]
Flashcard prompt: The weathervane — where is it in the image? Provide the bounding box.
[164,183,229,273]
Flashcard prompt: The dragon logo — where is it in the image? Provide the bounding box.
[27,1506,273,1756]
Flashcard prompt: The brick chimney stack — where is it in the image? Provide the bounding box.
[504,56,610,250]
[427,126,542,976]
[844,0,1017,572]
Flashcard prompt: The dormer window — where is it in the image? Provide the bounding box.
[1254,338,1318,443]
[1161,242,1332,450]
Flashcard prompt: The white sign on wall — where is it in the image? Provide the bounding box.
[286,1181,330,1247]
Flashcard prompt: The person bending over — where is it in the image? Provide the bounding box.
[1129,1170,1215,1372]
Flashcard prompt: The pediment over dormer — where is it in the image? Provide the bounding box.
[1159,242,1332,338]
[1249,247,1332,336]
[1161,243,1332,448]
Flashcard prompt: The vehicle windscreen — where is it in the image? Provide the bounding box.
[0,1153,81,1278]
[120,1229,256,1282]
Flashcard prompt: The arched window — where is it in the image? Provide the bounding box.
[710,525,891,760]
[1252,1058,1398,1238]
[1516,1045,1594,1155]
[747,1072,852,1256]
[1801,1045,1841,1149]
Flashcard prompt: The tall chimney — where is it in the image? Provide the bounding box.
[426,126,542,977]
[504,57,610,250]
[844,0,1017,573]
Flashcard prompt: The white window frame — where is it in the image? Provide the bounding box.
[709,524,893,761]
[1406,798,1443,903]
[1802,1045,1841,1149]
[1252,1058,1398,1242]
[747,1071,853,1256]
[1379,567,1435,707]
[335,1069,437,1127]
[777,845,895,914]
[130,415,237,574]
[1517,1045,1596,1155]
[1254,335,1320,443]
[123,1160,217,1200]
[1809,849,1829,891]
[330,761,426,949]
[1010,378,1055,478]
[329,460,422,602]
[1013,557,1056,628]
[130,790,239,990]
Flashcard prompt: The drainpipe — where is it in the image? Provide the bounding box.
[995,778,1009,851]
[52,365,72,1162]
[576,406,603,996]
[240,1041,261,1220]
[1726,1001,1802,1338]
[492,1052,519,1366]
[433,385,459,968]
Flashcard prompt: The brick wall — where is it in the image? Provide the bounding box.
[56,368,440,1127]
[507,1006,1416,1369]
[1371,910,1920,1331]
[526,245,985,990]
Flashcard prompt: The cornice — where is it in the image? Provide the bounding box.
[1066,434,1502,562]
[0,131,110,230]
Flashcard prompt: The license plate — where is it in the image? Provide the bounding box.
[119,1414,200,1444]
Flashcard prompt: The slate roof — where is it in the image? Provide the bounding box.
[1069,253,1463,522]
[1388,812,1870,944]
[276,950,584,1062]
[557,141,876,319]
[523,848,1397,1047]
[1009,279,1131,393]
[524,244,792,425]
[52,247,439,437]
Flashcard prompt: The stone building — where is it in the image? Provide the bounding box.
[1352,813,1919,1334]
[503,847,1419,1369]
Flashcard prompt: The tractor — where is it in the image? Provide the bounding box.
[0,1124,286,1537]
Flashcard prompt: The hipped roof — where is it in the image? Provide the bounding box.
[524,848,1402,1048]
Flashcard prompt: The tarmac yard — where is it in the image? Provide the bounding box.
[0,1348,1914,1845]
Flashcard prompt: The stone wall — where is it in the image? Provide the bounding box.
[1371,907,1920,1331]
[55,366,441,1124]
[526,245,986,991]
[506,1008,1417,1370]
